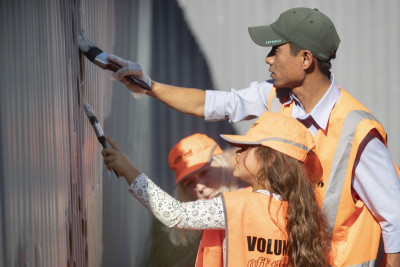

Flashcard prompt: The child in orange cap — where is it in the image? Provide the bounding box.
[102,112,328,266]
[169,133,247,202]
[168,133,248,247]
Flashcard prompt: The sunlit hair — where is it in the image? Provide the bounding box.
[169,148,241,246]
[253,146,329,267]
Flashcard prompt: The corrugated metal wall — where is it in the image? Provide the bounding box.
[177,0,400,163]
[0,0,234,266]
[1,0,77,266]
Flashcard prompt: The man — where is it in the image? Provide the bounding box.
[108,7,400,266]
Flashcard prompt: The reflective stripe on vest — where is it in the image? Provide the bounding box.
[323,110,378,234]
[268,88,293,117]
[270,91,284,113]
[232,137,312,153]
[342,246,384,267]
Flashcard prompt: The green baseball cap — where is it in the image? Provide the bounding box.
[248,7,340,61]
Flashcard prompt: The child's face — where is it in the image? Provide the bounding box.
[233,146,261,189]
[181,160,222,200]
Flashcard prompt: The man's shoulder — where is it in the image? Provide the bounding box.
[334,88,385,134]
[337,88,371,113]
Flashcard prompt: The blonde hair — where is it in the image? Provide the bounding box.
[168,148,242,246]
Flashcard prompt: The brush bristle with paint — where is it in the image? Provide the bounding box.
[83,103,106,148]
[83,103,119,177]
[78,31,151,91]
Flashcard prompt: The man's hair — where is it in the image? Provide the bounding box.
[289,43,332,78]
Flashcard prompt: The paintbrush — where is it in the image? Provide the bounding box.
[78,31,152,91]
[83,102,119,178]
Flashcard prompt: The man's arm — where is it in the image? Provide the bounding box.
[107,54,272,122]
[385,253,400,267]
[353,134,400,259]
[147,81,205,118]
[107,54,206,117]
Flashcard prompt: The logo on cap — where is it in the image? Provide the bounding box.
[265,39,282,45]
[173,149,194,165]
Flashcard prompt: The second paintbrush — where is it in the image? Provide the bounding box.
[83,102,119,178]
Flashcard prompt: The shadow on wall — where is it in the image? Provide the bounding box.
[149,0,236,188]
[147,1,235,266]
[0,129,4,267]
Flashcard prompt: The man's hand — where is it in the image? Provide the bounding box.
[107,54,152,99]
[101,136,141,184]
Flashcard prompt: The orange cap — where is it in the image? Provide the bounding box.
[220,112,322,180]
[169,133,224,184]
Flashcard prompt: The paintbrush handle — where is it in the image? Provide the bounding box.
[98,136,120,178]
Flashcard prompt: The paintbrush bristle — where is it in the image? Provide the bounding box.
[78,30,94,52]
[83,102,96,120]
[78,31,104,63]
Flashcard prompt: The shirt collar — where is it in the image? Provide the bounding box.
[285,74,341,131]
[256,189,282,201]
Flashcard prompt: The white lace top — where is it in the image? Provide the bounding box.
[128,173,282,229]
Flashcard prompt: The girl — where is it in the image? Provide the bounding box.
[102,112,328,266]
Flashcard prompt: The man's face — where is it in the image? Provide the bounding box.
[265,43,305,88]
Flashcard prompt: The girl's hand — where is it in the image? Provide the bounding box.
[101,136,141,184]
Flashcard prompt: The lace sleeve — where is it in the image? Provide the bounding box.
[129,173,225,230]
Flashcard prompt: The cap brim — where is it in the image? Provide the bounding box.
[220,134,260,147]
[248,25,288,47]
[221,134,309,162]
[175,162,207,185]
[173,144,222,185]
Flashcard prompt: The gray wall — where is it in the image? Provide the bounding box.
[178,0,400,163]
[0,0,234,266]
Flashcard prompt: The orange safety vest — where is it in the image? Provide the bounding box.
[196,191,289,267]
[196,229,225,266]
[268,86,389,266]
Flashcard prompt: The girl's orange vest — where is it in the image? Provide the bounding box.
[268,87,394,266]
[196,191,289,267]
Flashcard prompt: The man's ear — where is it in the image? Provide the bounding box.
[302,50,314,70]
